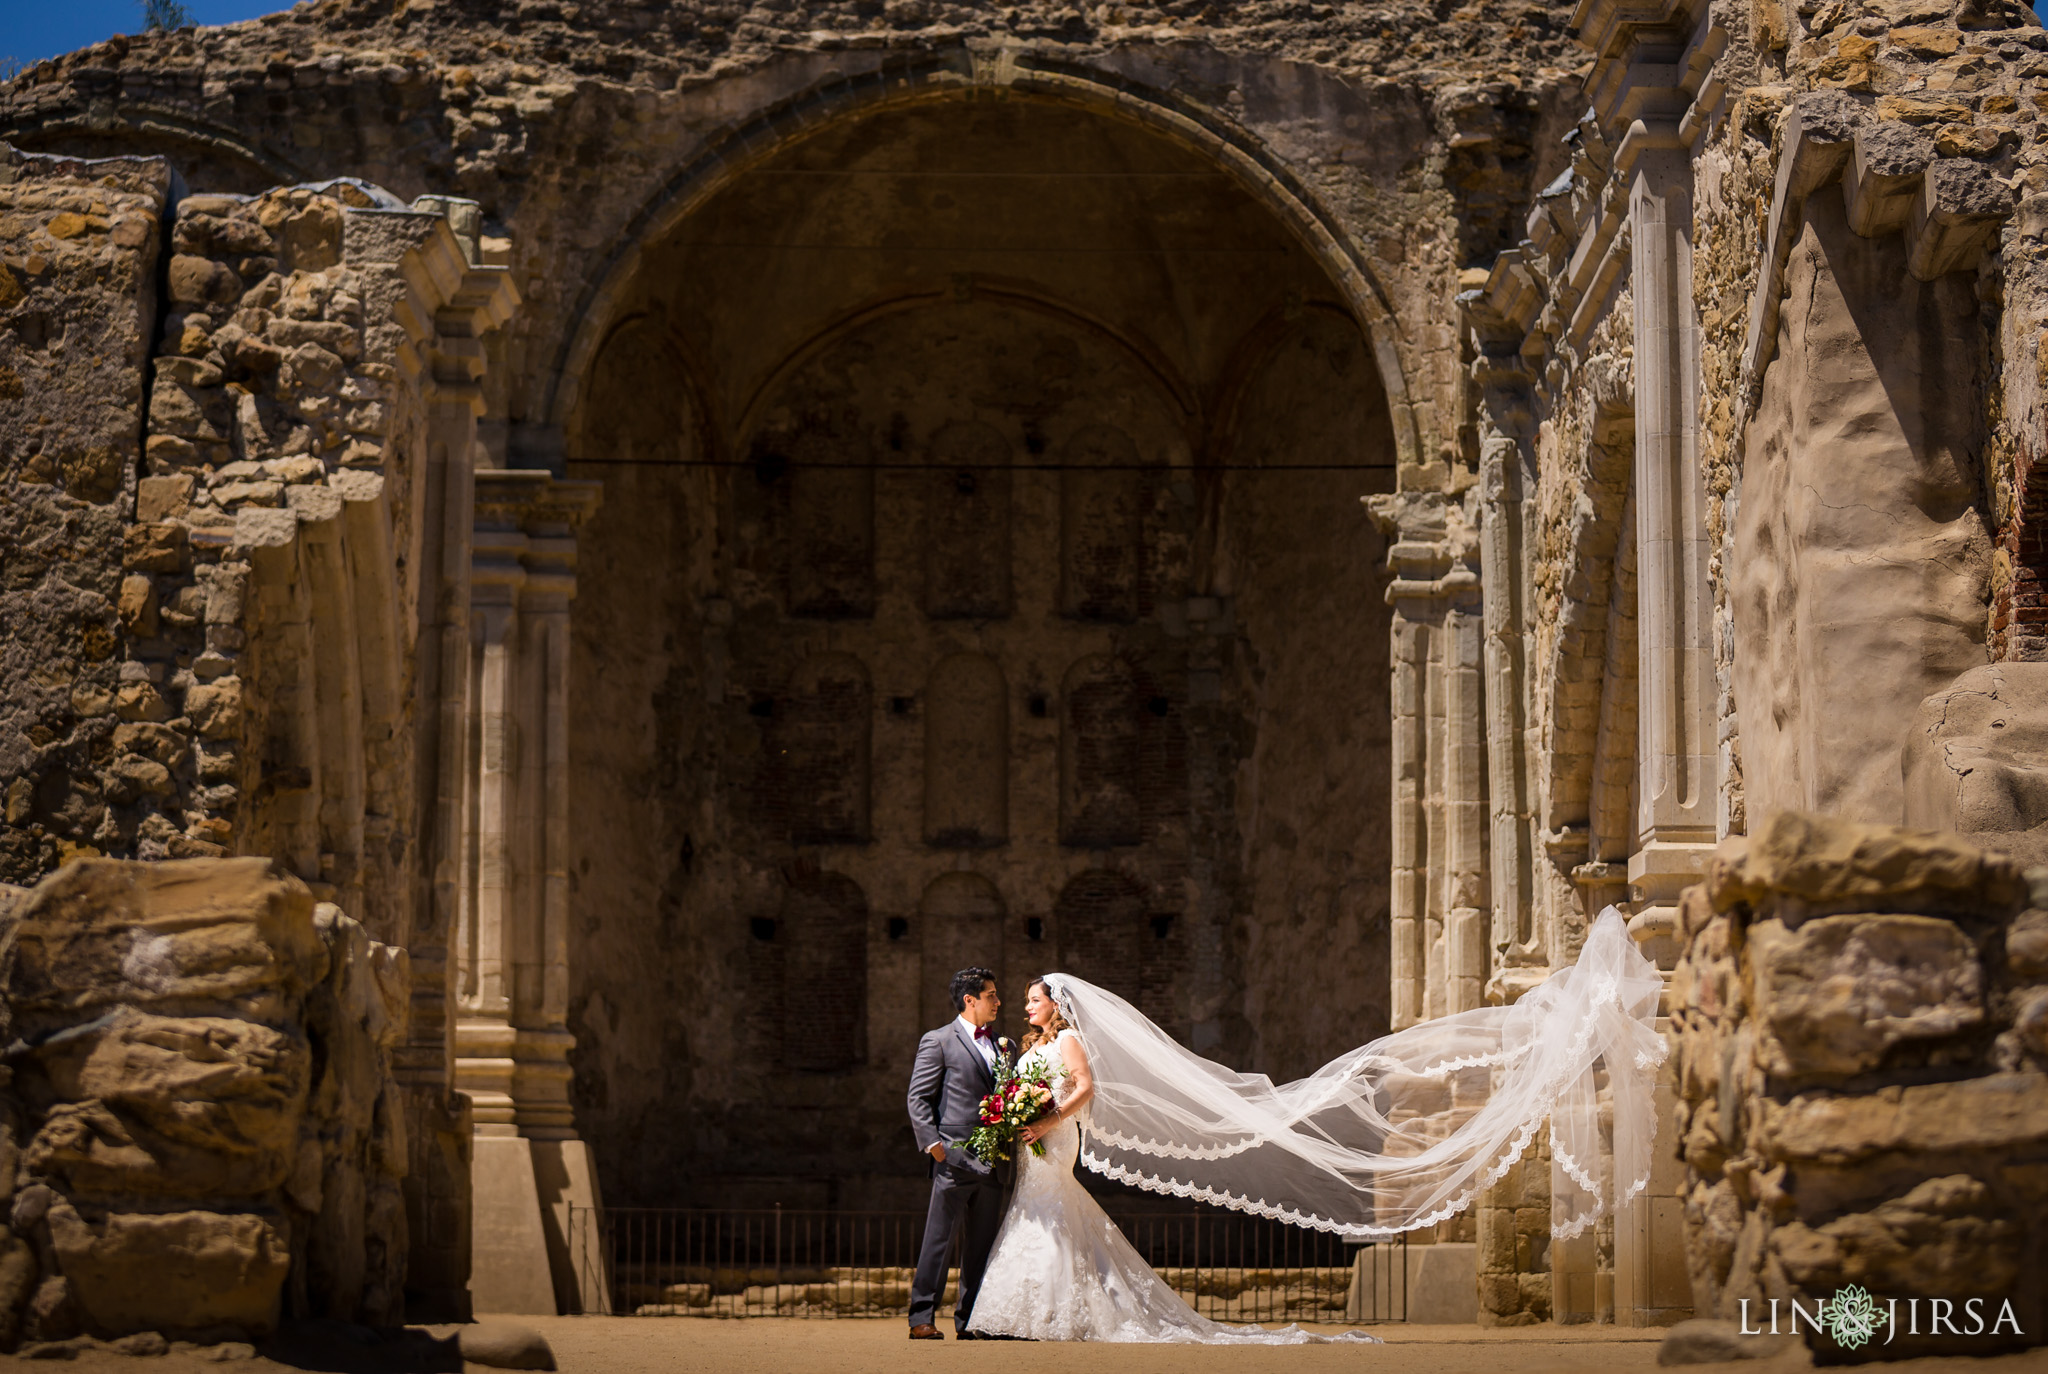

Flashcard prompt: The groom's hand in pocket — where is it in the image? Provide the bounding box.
[946,1150,993,1180]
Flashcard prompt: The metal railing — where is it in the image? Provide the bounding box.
[568,1204,1405,1324]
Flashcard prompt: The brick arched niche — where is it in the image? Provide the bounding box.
[776,870,870,1072]
[1054,870,1154,1013]
[785,423,877,619]
[1060,654,1143,847]
[768,652,873,844]
[1061,425,1150,622]
[918,872,1006,1033]
[924,422,1013,620]
[924,653,1008,848]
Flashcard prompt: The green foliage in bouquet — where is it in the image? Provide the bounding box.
[964,1056,1060,1163]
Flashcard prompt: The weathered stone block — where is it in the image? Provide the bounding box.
[1750,913,1981,1076]
[184,678,243,741]
[0,858,410,1337]
[4,859,325,1037]
[280,202,344,272]
[25,1008,309,1197]
[105,755,173,799]
[1904,664,2048,867]
[2006,907,2048,978]
[1768,1175,2019,1300]
[121,523,188,574]
[110,723,186,769]
[1710,812,2026,916]
[45,1203,289,1337]
[1755,1073,2048,1162]
[115,575,156,638]
[165,254,240,307]
[111,683,171,724]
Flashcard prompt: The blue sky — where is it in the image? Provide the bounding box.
[6,0,2048,69]
[6,1,287,68]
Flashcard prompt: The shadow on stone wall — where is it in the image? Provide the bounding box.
[1671,811,2047,1361]
[0,858,407,1350]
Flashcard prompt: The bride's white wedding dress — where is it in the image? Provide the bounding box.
[959,908,1664,1343]
[965,1030,1379,1344]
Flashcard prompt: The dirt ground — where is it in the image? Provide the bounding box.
[11,1318,2048,1374]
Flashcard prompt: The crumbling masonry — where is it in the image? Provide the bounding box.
[0,0,2045,1354]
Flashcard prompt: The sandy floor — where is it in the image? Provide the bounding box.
[12,1318,2048,1374]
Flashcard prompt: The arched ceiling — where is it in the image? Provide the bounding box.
[583,95,1379,455]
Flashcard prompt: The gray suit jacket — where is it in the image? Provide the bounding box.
[907,1020,1009,1155]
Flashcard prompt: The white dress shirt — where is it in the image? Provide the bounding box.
[958,1014,998,1073]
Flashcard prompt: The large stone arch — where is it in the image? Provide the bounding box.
[726,282,1201,447]
[1,105,305,193]
[542,54,1418,468]
[556,45,1405,1219]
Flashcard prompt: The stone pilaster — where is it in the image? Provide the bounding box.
[1369,493,1486,1027]
[454,469,603,1316]
[1626,143,1716,972]
[390,195,522,1322]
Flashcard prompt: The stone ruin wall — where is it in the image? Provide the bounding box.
[1681,5,2048,1341]
[1671,812,2048,1355]
[0,0,1598,1236]
[0,0,1591,492]
[4,0,2048,1349]
[1461,0,2048,1339]
[0,0,1586,1330]
[1686,0,2048,836]
[0,147,167,887]
[0,140,523,1337]
[0,860,407,1349]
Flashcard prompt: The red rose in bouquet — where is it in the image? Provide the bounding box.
[963,1058,1058,1163]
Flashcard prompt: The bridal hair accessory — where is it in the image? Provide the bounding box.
[1043,907,1664,1240]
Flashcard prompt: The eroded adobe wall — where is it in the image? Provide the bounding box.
[1671,812,2048,1356]
[0,859,408,1349]
[0,149,168,886]
[1694,5,2048,838]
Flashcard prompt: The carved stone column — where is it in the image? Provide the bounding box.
[390,196,521,1321]
[1627,146,1717,970]
[1369,493,1486,1027]
[456,470,603,1316]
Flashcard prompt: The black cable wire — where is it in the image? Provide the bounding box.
[570,457,1398,471]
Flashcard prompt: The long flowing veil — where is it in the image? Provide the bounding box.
[1042,907,1664,1240]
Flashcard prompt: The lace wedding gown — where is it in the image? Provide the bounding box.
[960,909,1663,1341]
[964,1030,1379,1344]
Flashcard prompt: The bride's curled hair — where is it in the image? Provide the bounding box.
[1020,976,1073,1055]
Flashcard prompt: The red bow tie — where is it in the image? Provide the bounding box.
[974,1026,993,1042]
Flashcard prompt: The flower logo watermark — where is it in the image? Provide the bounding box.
[1741,1290,2026,1346]
[1822,1285,1883,1351]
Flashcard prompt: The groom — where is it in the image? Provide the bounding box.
[905,966,1013,1340]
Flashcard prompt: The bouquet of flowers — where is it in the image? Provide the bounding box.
[963,1057,1059,1163]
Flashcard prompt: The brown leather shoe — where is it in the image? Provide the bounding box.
[908,1324,944,1340]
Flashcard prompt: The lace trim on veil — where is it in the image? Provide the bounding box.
[1079,1103,1551,1240]
[1065,951,1655,1241]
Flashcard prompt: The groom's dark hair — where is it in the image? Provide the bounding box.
[949,966,997,1013]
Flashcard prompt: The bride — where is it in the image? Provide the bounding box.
[962,907,1663,1343]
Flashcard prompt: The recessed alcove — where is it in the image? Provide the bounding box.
[564,92,1396,1210]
